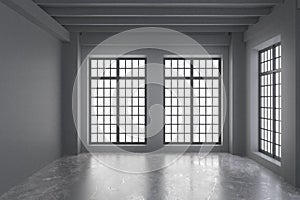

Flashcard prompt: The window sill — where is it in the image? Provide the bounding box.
[88,144,147,147]
[164,144,223,146]
[253,151,281,167]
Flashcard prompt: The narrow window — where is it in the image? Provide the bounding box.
[259,43,282,160]
[164,58,222,144]
[89,58,146,144]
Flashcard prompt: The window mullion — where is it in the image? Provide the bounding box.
[272,46,276,159]
[116,59,120,143]
[190,60,194,143]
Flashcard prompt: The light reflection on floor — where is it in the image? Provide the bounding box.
[1,153,300,200]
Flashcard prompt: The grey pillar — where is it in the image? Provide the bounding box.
[229,32,246,156]
[61,32,81,155]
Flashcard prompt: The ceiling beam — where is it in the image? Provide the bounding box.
[80,32,231,46]
[34,0,282,7]
[1,0,69,41]
[65,25,248,33]
[56,16,258,26]
[43,7,271,17]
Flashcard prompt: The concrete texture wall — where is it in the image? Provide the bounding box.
[0,2,62,195]
[244,0,299,186]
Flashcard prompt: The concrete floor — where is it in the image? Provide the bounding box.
[1,153,300,200]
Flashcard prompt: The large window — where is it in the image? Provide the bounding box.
[89,58,146,144]
[164,58,222,144]
[259,43,282,160]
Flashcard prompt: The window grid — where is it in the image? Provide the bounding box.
[164,58,222,144]
[258,43,282,160]
[89,58,146,144]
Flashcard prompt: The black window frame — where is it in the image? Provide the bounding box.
[258,43,282,161]
[89,57,147,145]
[163,57,222,145]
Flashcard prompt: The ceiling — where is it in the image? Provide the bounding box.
[33,0,282,33]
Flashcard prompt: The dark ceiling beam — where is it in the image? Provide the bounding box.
[34,0,282,7]
[65,25,248,33]
[43,7,271,17]
[55,16,258,26]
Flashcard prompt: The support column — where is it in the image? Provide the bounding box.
[229,32,246,156]
[61,32,81,155]
[295,6,300,187]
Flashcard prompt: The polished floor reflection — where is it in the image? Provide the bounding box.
[1,153,300,200]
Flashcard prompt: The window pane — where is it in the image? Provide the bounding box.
[89,58,146,144]
[259,43,282,160]
[164,58,221,144]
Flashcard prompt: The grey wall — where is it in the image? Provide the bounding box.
[244,0,299,187]
[0,2,62,195]
[68,32,231,153]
